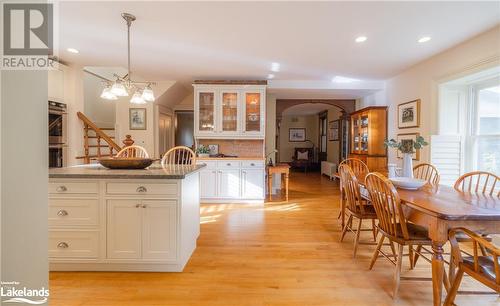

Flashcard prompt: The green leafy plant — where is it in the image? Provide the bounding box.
[384,136,428,154]
[196,145,210,155]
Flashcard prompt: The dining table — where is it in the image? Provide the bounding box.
[336,172,500,306]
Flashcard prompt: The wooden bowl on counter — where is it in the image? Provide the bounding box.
[98,157,154,169]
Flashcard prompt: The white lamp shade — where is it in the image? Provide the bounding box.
[141,86,155,102]
[111,81,128,96]
[100,87,117,100]
[130,90,146,104]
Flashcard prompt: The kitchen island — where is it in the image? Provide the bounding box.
[48,163,204,272]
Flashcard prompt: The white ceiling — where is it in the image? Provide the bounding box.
[283,103,338,116]
[58,1,500,98]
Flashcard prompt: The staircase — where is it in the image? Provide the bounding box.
[76,112,122,164]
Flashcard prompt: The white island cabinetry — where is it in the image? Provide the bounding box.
[48,164,203,272]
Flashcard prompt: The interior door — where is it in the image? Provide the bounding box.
[158,113,172,157]
[107,200,142,259]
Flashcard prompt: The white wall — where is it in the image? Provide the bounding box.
[359,25,500,165]
[1,70,48,303]
[265,94,276,164]
[327,107,342,164]
[279,115,319,162]
[83,72,115,127]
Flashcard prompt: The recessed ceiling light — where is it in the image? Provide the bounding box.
[332,76,360,83]
[271,62,280,72]
[67,48,79,54]
[267,74,275,79]
[355,36,367,43]
[418,36,431,43]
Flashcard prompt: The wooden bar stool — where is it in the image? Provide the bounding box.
[267,164,290,201]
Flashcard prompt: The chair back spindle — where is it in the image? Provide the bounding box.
[339,164,369,214]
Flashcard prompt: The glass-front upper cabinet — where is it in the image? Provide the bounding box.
[243,91,263,134]
[220,91,239,133]
[196,90,216,133]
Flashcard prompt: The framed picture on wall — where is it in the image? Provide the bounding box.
[398,99,420,129]
[289,128,306,142]
[328,120,340,141]
[129,108,147,130]
[396,133,421,160]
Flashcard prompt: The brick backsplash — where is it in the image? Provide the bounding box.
[198,139,264,158]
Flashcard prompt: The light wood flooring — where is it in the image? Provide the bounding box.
[50,171,498,305]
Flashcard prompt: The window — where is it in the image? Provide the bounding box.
[436,68,500,184]
[469,79,500,174]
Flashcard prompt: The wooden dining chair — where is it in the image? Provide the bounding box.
[444,227,500,305]
[338,158,370,226]
[338,164,378,258]
[413,163,440,186]
[116,145,149,158]
[454,171,500,196]
[365,172,435,298]
[446,171,499,282]
[161,146,196,166]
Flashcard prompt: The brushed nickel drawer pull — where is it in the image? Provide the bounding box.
[57,210,68,216]
[136,186,147,193]
[56,186,67,192]
[142,204,147,208]
[226,163,231,166]
[250,163,255,166]
[57,242,69,249]
[135,204,141,208]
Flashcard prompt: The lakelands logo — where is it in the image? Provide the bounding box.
[1,281,49,305]
[2,3,55,69]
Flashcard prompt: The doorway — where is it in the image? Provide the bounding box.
[318,111,328,162]
[175,111,194,148]
[158,112,173,156]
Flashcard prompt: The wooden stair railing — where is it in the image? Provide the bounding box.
[77,112,122,164]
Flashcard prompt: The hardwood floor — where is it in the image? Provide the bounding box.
[50,172,498,305]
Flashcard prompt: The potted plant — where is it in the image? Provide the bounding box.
[196,145,211,158]
[384,136,428,178]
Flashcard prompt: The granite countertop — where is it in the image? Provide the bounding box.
[49,162,206,179]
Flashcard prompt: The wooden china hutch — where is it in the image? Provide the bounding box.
[349,106,388,171]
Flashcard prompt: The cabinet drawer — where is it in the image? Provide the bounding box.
[49,182,98,194]
[197,160,217,169]
[106,182,178,196]
[49,198,99,227]
[49,230,99,258]
[217,161,241,168]
[241,160,265,168]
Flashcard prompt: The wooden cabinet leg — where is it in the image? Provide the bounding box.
[268,173,273,201]
[285,173,289,201]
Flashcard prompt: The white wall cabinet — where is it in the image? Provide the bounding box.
[194,85,266,139]
[48,67,65,103]
[198,159,265,202]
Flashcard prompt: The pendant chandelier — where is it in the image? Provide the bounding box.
[100,13,155,104]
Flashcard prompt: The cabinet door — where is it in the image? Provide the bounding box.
[218,169,241,198]
[200,169,217,198]
[241,169,265,199]
[242,90,265,135]
[48,68,64,102]
[195,90,216,135]
[219,90,239,134]
[142,200,177,261]
[107,200,142,259]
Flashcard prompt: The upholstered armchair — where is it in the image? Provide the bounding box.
[290,147,313,173]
